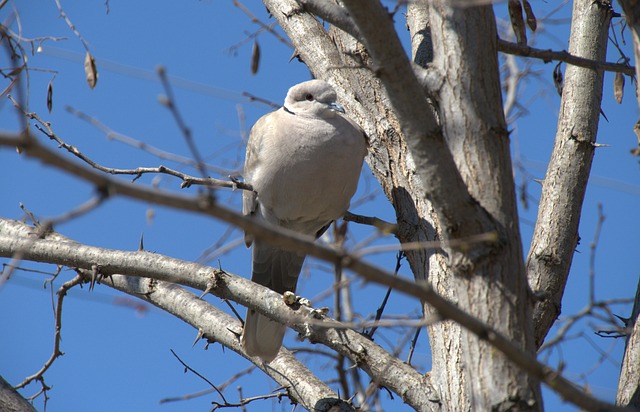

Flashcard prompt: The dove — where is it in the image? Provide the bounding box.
[241,79,367,362]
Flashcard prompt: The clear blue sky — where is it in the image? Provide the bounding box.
[1,1,638,411]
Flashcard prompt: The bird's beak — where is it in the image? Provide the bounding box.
[328,102,345,113]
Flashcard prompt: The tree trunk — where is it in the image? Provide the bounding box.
[0,375,36,412]
[406,2,540,410]
[264,0,542,409]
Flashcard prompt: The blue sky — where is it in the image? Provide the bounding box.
[1,1,638,411]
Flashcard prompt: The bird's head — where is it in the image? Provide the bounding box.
[283,79,345,118]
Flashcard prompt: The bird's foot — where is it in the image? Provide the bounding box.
[283,291,311,307]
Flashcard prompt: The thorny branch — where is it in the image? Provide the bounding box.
[0,218,632,412]
[0,194,106,288]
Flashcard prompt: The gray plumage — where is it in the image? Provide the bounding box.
[242,79,367,362]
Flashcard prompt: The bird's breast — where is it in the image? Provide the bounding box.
[252,119,365,226]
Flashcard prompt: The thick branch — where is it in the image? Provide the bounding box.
[0,219,436,411]
[527,0,612,347]
[295,0,362,41]
[88,275,354,412]
[0,219,631,412]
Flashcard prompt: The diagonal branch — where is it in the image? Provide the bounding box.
[497,38,635,75]
[0,219,632,412]
[86,274,354,411]
[0,219,437,411]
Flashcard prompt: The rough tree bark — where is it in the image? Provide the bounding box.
[261,0,622,409]
[265,0,541,409]
[526,0,612,347]
[0,375,36,412]
[616,277,640,408]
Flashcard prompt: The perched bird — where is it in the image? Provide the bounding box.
[241,79,367,362]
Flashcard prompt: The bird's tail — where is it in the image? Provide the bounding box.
[242,309,286,363]
[242,241,306,362]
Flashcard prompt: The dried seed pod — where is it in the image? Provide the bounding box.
[84,51,98,89]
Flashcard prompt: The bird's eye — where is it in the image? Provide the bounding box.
[305,93,313,101]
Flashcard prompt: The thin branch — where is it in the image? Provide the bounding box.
[156,66,211,194]
[159,366,256,404]
[497,38,635,75]
[211,391,288,410]
[65,105,233,176]
[53,0,90,51]
[15,274,84,389]
[365,251,404,339]
[343,211,397,234]
[233,0,293,49]
[6,101,252,191]
[75,272,354,411]
[589,204,605,305]
[169,349,227,404]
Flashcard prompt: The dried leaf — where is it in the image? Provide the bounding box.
[522,0,537,31]
[251,39,260,75]
[46,79,53,113]
[614,72,624,104]
[553,62,563,96]
[508,0,527,46]
[84,51,98,89]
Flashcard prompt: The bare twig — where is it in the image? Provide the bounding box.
[15,275,84,390]
[352,231,499,258]
[65,106,233,176]
[7,100,252,191]
[366,251,404,339]
[406,327,422,365]
[169,349,228,404]
[211,391,288,410]
[343,211,397,234]
[156,66,212,197]
[53,0,90,51]
[232,0,293,49]
[589,204,605,304]
[159,366,256,404]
